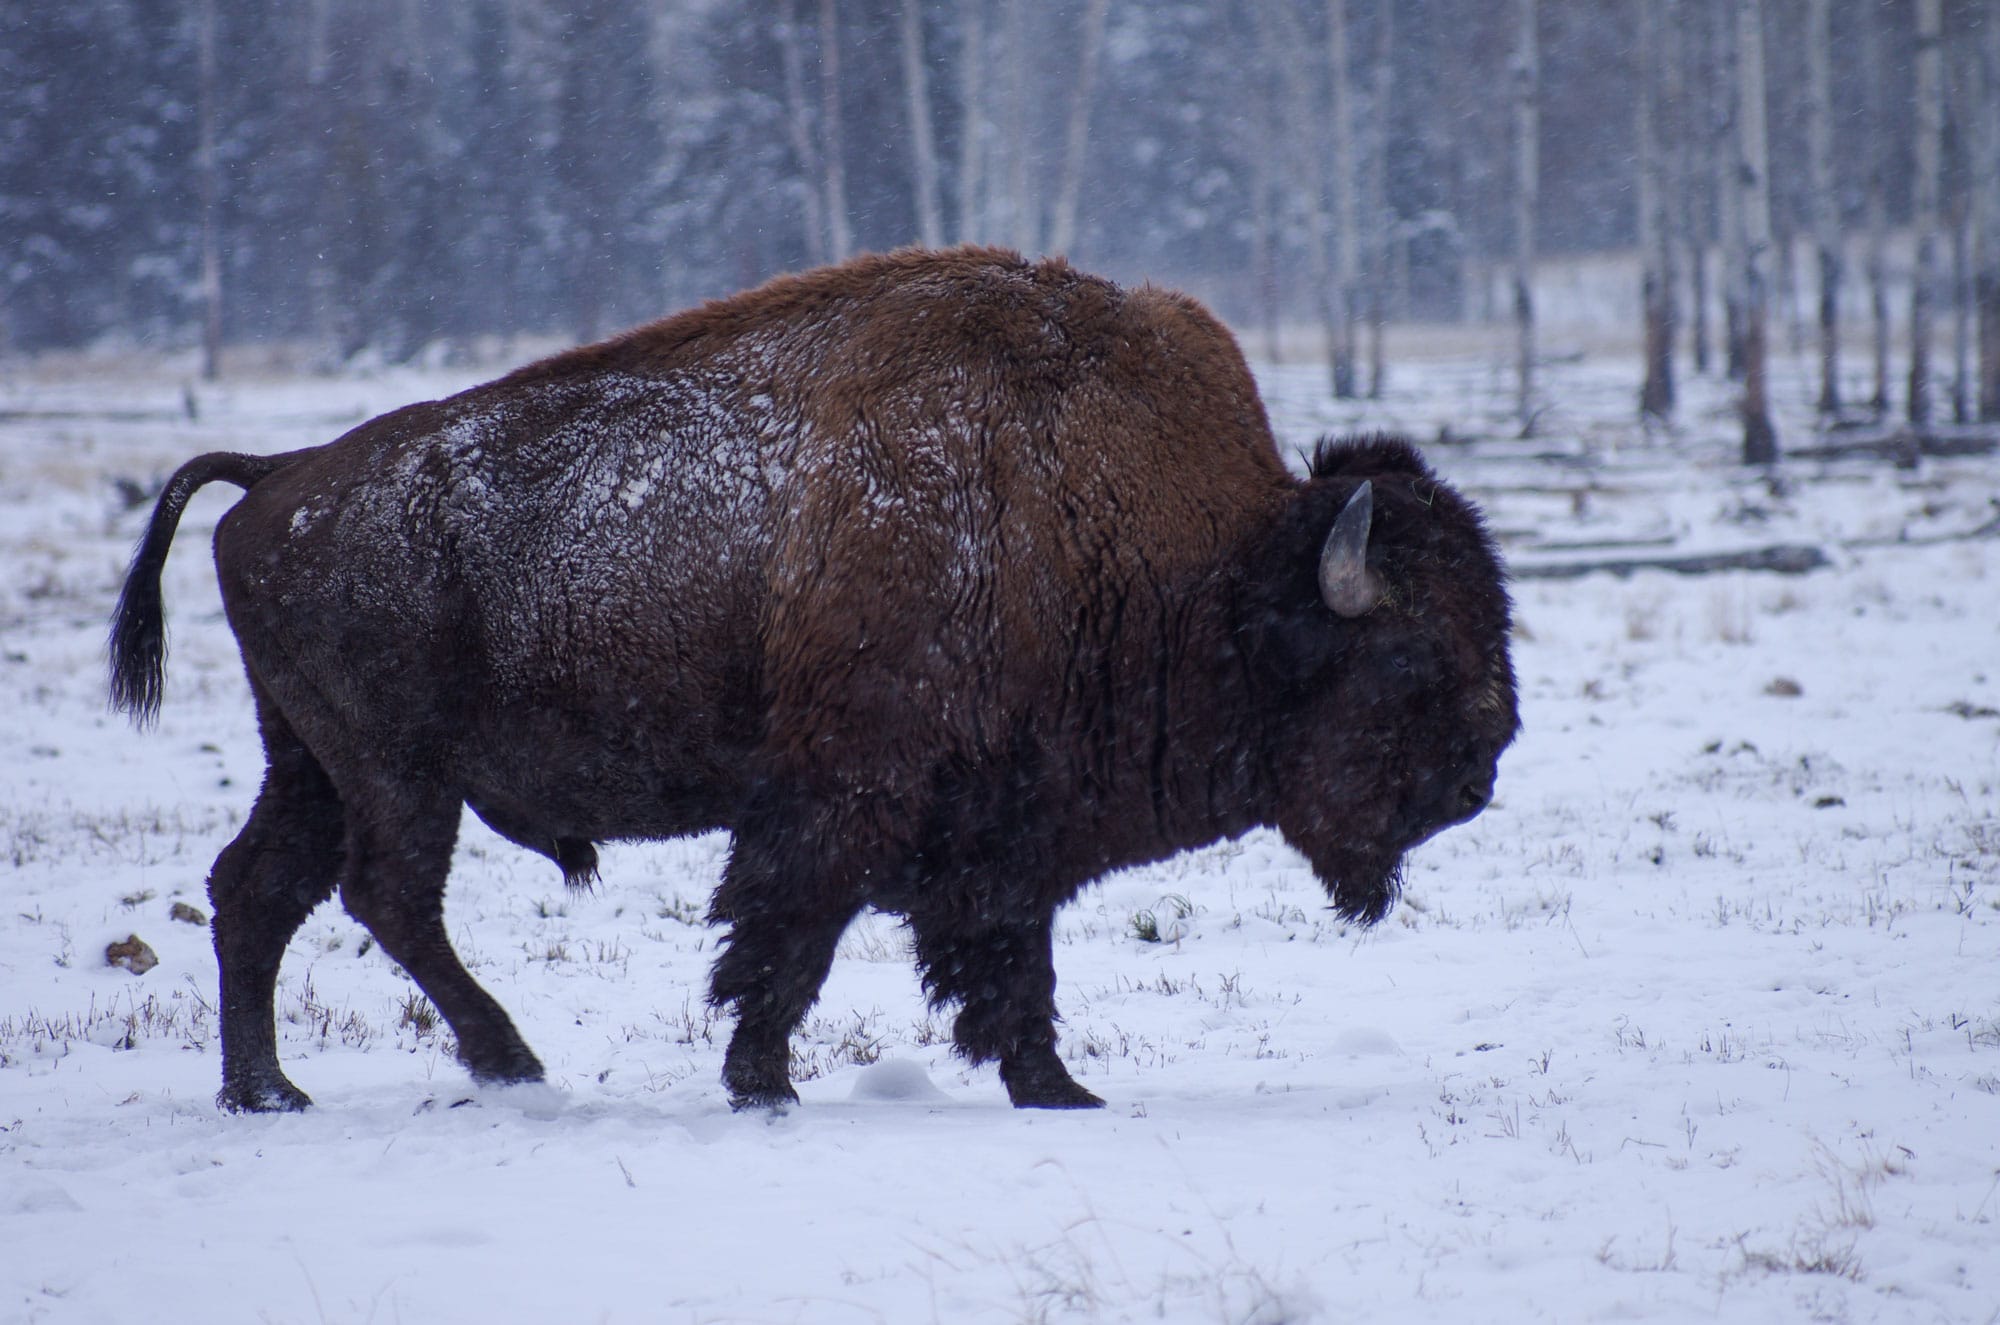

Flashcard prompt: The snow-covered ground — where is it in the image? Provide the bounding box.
[2,336,1995,1324]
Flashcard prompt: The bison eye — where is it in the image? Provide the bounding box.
[1391,653,1412,672]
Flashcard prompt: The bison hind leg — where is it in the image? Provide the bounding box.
[338,784,545,1089]
[909,902,1104,1110]
[210,689,347,1113]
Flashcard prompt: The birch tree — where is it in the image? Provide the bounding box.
[955,0,985,243]
[1002,0,1033,252]
[196,0,222,380]
[818,0,853,261]
[1804,0,1841,415]
[1716,0,1746,383]
[1638,0,1674,420]
[1978,0,2000,420]
[1907,0,1942,425]
[1864,8,1892,415]
[1045,0,1111,256]
[1949,25,1976,423]
[1511,0,1538,429]
[1735,0,1776,464]
[1328,0,1360,398]
[775,0,826,265]
[1685,0,1714,376]
[1255,2,1341,399]
[899,0,943,247]
[1366,0,1394,400]
[1952,204,1973,422]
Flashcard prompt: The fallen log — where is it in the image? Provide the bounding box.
[1511,543,1831,580]
[1788,428,2000,463]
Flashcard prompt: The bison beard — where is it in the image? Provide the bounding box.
[1323,850,1409,929]
[109,247,1518,1113]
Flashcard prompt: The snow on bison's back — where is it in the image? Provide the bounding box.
[108,245,1519,1115]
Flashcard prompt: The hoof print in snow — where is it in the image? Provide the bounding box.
[105,934,158,975]
[169,901,208,926]
[1764,676,1804,697]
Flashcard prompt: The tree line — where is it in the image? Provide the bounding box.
[6,0,1997,449]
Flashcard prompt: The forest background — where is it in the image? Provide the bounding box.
[6,0,2000,444]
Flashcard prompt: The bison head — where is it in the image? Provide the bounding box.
[1238,435,1519,925]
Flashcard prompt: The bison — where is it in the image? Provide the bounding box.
[111,247,1518,1113]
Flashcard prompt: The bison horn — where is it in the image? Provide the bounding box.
[1318,480,1383,617]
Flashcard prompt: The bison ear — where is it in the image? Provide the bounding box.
[1318,481,1383,618]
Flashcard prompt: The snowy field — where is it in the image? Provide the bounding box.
[2,333,1996,1324]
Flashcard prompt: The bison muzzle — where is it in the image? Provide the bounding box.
[110,247,1519,1113]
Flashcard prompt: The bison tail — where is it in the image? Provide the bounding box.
[110,451,294,725]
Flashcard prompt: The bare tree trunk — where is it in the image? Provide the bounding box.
[1680,3,1712,378]
[1978,0,2000,420]
[1854,7,1889,411]
[1736,0,1777,464]
[306,0,330,82]
[1243,14,1282,362]
[1250,130,1281,361]
[1327,0,1360,398]
[1690,241,1712,376]
[776,0,826,266]
[1638,0,1673,421]
[1659,0,1684,395]
[1366,0,1393,399]
[1908,0,1942,425]
[955,0,985,243]
[1256,3,1339,394]
[1512,0,1538,430]
[1779,231,1806,355]
[1002,0,1034,253]
[197,0,222,381]
[1717,7,1746,385]
[1046,0,1111,257]
[1947,16,1975,424]
[1867,212,1891,413]
[819,0,853,260]
[1804,0,1840,415]
[899,0,943,247]
[303,0,342,353]
[1953,203,1973,422]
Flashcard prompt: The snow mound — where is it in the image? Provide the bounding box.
[3,1177,84,1216]
[847,1058,950,1103]
[1329,1027,1403,1057]
[470,1079,570,1119]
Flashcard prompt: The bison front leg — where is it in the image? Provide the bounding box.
[910,901,1103,1110]
[708,826,867,1111]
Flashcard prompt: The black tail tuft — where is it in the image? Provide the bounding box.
[108,543,170,725]
[108,451,294,726]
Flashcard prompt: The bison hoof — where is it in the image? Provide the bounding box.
[727,1084,800,1114]
[1010,1082,1106,1110]
[462,1041,546,1087]
[723,1040,799,1112]
[466,1063,546,1089]
[1001,1060,1105,1110]
[217,1075,314,1114]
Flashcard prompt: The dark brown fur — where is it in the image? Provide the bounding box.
[110,247,1518,1113]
